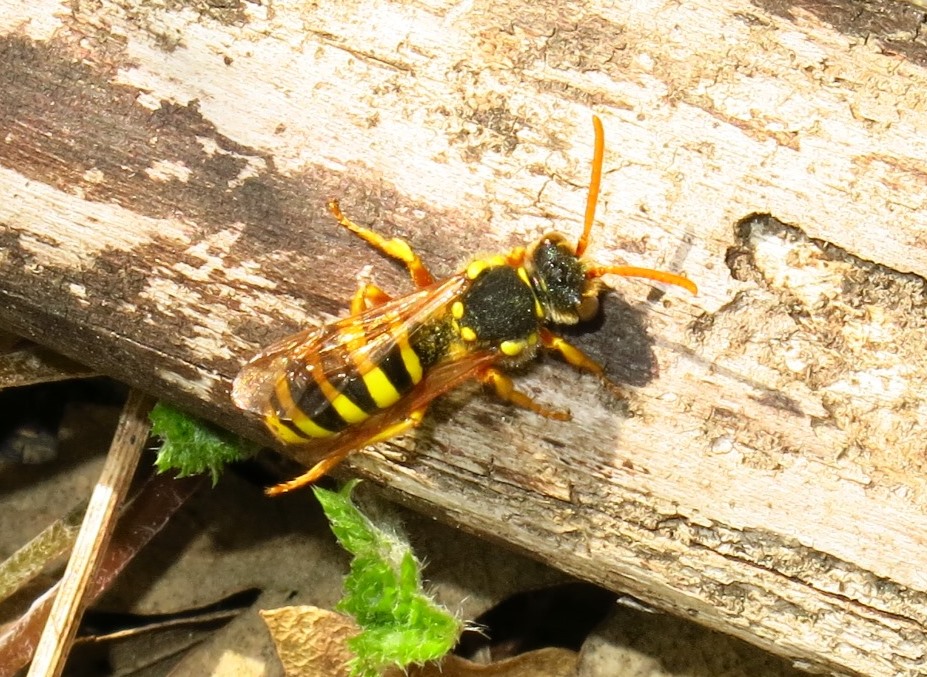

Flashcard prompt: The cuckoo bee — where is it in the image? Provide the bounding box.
[232,116,697,495]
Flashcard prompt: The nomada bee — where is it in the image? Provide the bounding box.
[232,116,697,495]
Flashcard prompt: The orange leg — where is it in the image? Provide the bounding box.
[505,246,527,267]
[350,282,393,315]
[362,407,427,445]
[329,200,435,288]
[266,408,428,496]
[479,367,571,421]
[539,328,604,376]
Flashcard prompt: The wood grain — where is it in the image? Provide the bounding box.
[2,1,926,675]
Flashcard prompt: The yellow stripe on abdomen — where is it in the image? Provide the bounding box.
[362,367,403,409]
[330,393,370,424]
[398,335,423,384]
[265,412,314,444]
[273,375,335,438]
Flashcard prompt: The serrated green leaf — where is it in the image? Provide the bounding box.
[314,481,462,677]
[149,402,257,484]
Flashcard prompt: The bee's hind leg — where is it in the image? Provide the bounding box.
[362,407,427,445]
[329,200,435,288]
[265,407,428,496]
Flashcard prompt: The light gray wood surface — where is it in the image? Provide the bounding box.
[2,2,926,674]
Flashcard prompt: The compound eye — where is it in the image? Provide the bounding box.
[538,238,580,284]
[577,294,599,322]
[542,232,568,247]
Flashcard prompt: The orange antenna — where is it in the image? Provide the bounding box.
[586,265,698,295]
[577,116,697,296]
[575,115,604,257]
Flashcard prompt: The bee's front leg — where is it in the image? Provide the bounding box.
[330,200,435,288]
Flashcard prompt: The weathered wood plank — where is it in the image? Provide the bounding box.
[2,1,927,675]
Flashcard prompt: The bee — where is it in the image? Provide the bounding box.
[232,116,697,495]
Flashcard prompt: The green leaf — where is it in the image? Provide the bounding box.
[314,481,462,677]
[149,402,257,484]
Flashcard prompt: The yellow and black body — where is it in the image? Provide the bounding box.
[232,116,696,495]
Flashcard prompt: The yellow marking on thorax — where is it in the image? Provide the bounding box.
[516,267,544,317]
[500,340,525,357]
[507,246,526,265]
[466,255,507,280]
[273,375,334,438]
[500,332,538,357]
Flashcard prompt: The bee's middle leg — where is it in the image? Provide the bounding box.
[350,283,393,315]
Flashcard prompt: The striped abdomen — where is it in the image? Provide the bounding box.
[265,331,428,444]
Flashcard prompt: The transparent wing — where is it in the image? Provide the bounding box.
[231,274,470,418]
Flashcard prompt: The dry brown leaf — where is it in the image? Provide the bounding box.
[260,605,359,677]
[261,605,577,677]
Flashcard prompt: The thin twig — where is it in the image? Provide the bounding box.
[26,390,153,677]
[0,472,204,676]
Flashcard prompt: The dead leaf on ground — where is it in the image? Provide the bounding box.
[261,606,359,677]
[261,605,578,677]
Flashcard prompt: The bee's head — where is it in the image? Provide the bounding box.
[525,233,600,326]
[523,115,697,326]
